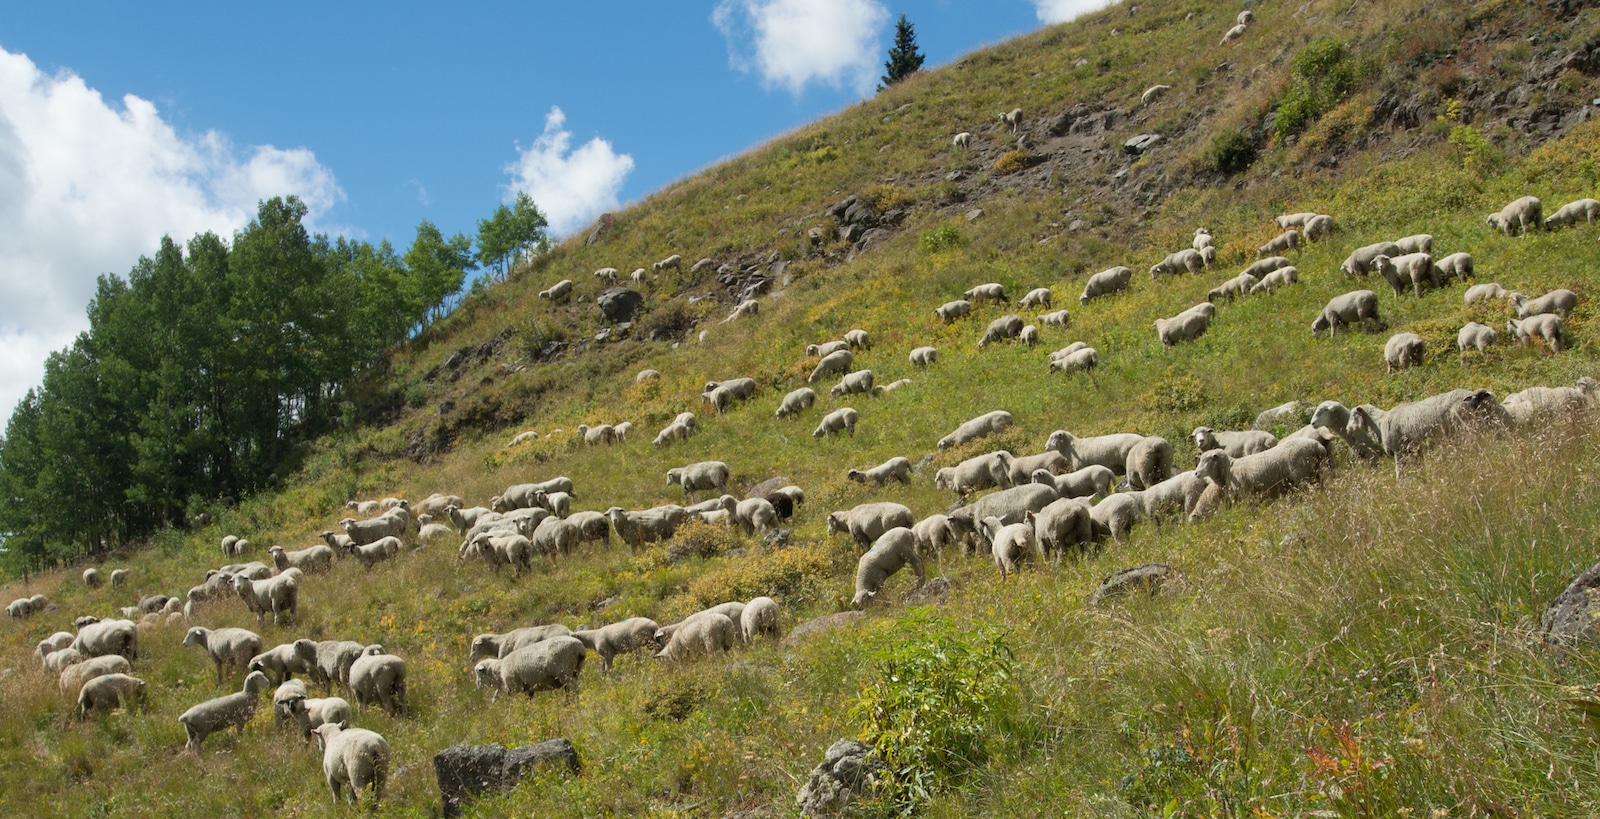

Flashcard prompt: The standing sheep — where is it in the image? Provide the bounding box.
[313,722,391,807]
[78,673,146,719]
[1464,283,1507,304]
[1373,253,1438,298]
[964,282,1009,303]
[1194,438,1330,500]
[827,502,916,548]
[571,619,660,671]
[1046,429,1147,473]
[937,410,1013,450]
[1049,347,1098,375]
[843,329,871,349]
[813,407,859,438]
[538,279,574,302]
[1155,305,1212,346]
[1457,322,1498,356]
[666,461,730,500]
[808,350,855,383]
[1304,215,1335,241]
[982,516,1040,580]
[1150,249,1205,278]
[474,636,587,697]
[83,568,103,588]
[1434,252,1473,283]
[776,387,818,418]
[935,450,1015,495]
[248,639,320,685]
[1081,266,1133,304]
[1207,273,1259,302]
[847,456,913,486]
[1124,436,1175,491]
[110,568,128,588]
[952,131,972,149]
[998,108,1022,133]
[1311,291,1381,337]
[654,254,684,273]
[348,646,408,715]
[179,671,271,751]
[1027,498,1094,558]
[1018,288,1052,309]
[1257,230,1300,257]
[852,528,926,606]
[1340,242,1403,278]
[1384,333,1425,372]
[1192,426,1277,459]
[978,314,1025,347]
[933,299,974,322]
[830,369,875,397]
[1486,196,1542,236]
[184,626,263,685]
[909,346,938,366]
[741,597,781,644]
[1031,465,1116,500]
[1507,314,1567,353]
[1545,198,1600,229]
[1393,234,1434,254]
[71,618,137,660]
[1512,289,1578,318]
[233,571,299,626]
[653,613,738,661]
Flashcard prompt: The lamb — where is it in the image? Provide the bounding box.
[612,421,633,443]
[593,267,618,284]
[1434,252,1473,283]
[606,505,687,551]
[808,340,849,357]
[312,722,391,807]
[1507,314,1567,353]
[1150,248,1205,278]
[1031,465,1115,500]
[654,254,684,273]
[1124,436,1174,490]
[1512,289,1578,318]
[348,645,407,714]
[1027,498,1094,558]
[536,490,574,519]
[78,673,146,718]
[1311,290,1381,337]
[1155,305,1212,346]
[1207,272,1259,302]
[830,369,875,397]
[269,544,334,575]
[1050,347,1098,375]
[847,456,913,486]
[938,410,1013,450]
[852,528,926,606]
[978,314,1025,347]
[808,349,855,383]
[59,654,132,696]
[474,636,586,697]
[1038,309,1071,328]
[83,567,103,588]
[653,420,693,447]
[632,267,649,284]
[1373,253,1438,298]
[982,516,1040,580]
[1046,429,1147,473]
[964,282,1008,303]
[1394,234,1434,254]
[1340,242,1403,278]
[1018,325,1039,348]
[286,693,352,741]
[1220,22,1248,44]
[1194,438,1330,500]
[827,502,915,547]
[933,299,975,322]
[110,568,128,588]
[722,299,760,323]
[1249,265,1300,295]
[912,514,957,553]
[1464,282,1507,304]
[1257,230,1300,257]
[1192,426,1277,459]
[1545,198,1600,229]
[468,625,576,664]
[248,639,319,685]
[935,450,1015,494]
[813,407,859,438]
[184,626,263,685]
[233,571,299,626]
[36,631,75,666]
[1457,322,1498,356]
[178,670,270,751]
[909,346,938,366]
[1384,333,1425,372]
[320,531,355,553]
[1275,212,1317,229]
[538,279,574,302]
[347,538,401,569]
[1018,287,1052,309]
[71,618,138,660]
[1487,196,1542,236]
[952,131,972,149]
[220,534,242,556]
[1080,266,1133,304]
[768,486,805,518]
[740,597,781,644]
[1089,492,1146,544]
[702,377,758,413]
[1501,378,1598,425]
[733,497,779,535]
[998,108,1023,133]
[571,618,660,671]
[1304,214,1335,242]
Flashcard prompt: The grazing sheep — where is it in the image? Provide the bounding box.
[341,510,408,547]
[1006,450,1071,485]
[248,639,319,685]
[653,420,694,447]
[1237,8,1255,23]
[572,619,660,671]
[1155,305,1212,346]
[1038,309,1071,328]
[1340,242,1403,278]
[632,267,649,284]
[1355,389,1510,476]
[312,722,391,807]
[933,299,975,322]
[347,537,402,569]
[286,693,352,741]
[320,531,355,553]
[952,131,972,149]
[606,505,687,551]
[636,369,661,383]
[221,534,242,556]
[1257,230,1300,257]
[946,484,1060,550]
[877,380,909,399]
[653,603,747,645]
[740,597,781,643]
[998,108,1022,133]
[1150,248,1205,278]
[475,636,586,697]
[1394,234,1434,254]
[830,369,875,397]
[36,631,75,666]
[1193,229,1214,250]
[1081,266,1133,304]
[1027,498,1094,558]
[733,497,779,535]
[1050,347,1099,375]
[1192,426,1277,459]
[179,670,270,751]
[808,350,855,383]
[1254,400,1310,430]
[768,486,804,519]
[83,567,103,588]
[78,673,146,719]
[848,456,913,486]
[1018,288,1052,309]
[269,544,334,575]
[1275,212,1317,229]
[1138,470,1211,523]
[184,626,263,685]
[538,279,574,302]
[1090,492,1147,544]
[273,678,308,726]
[722,299,759,323]
[1195,438,1330,500]
[577,423,615,445]
[1046,429,1146,473]
[348,646,408,715]
[978,314,1025,347]
[1240,256,1291,280]
[1249,265,1300,295]
[938,410,1013,450]
[654,254,684,273]
[59,654,132,696]
[1487,196,1543,236]
[1142,84,1173,105]
[843,329,871,349]
[1311,291,1381,337]
[1306,401,1387,461]
[912,514,957,553]
[593,267,618,284]
[1502,378,1598,425]
[964,282,1009,303]
[1385,333,1426,372]
[530,517,580,562]
[808,339,849,358]
[1220,22,1247,44]
[44,647,84,674]
[109,568,128,587]
[1124,436,1174,491]
[1018,324,1039,348]
[1464,282,1507,304]
[701,377,758,414]
[1032,465,1115,500]
[853,528,926,606]
[468,626,575,665]
[71,618,138,660]
[1304,214,1335,242]
[1545,198,1600,229]
[666,461,730,500]
[827,502,915,547]
[566,510,612,550]
[1513,289,1578,318]
[418,522,456,543]
[982,516,1040,580]
[1434,252,1473,283]
[909,346,938,366]
[654,612,738,661]
[1457,322,1498,356]
[1048,341,1088,361]
[1507,314,1567,353]
[1208,272,1259,302]
[935,450,1015,495]
[813,407,859,438]
[1373,253,1438,298]
[233,571,299,626]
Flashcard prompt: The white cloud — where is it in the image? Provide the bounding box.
[0,46,344,423]
[503,107,634,237]
[1033,0,1113,24]
[712,0,890,96]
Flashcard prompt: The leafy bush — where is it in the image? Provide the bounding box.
[642,675,709,722]
[1204,130,1258,175]
[863,184,916,214]
[992,148,1035,176]
[666,520,745,561]
[1447,124,1505,176]
[919,224,964,253]
[1274,38,1357,140]
[515,317,566,359]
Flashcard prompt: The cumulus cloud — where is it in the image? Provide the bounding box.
[0,46,344,421]
[712,0,890,96]
[503,107,635,237]
[1033,0,1114,24]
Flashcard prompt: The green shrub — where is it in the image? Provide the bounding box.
[666,520,745,561]
[992,148,1035,175]
[919,224,964,253]
[1274,38,1357,140]
[515,317,567,360]
[1204,130,1258,175]
[1447,125,1505,176]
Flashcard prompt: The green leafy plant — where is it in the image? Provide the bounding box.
[919,224,964,253]
[1274,38,1357,140]
[1205,130,1258,175]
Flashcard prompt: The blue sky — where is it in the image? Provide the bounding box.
[0,0,1106,417]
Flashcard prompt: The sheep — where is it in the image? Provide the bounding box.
[1513,289,1578,318]
[813,407,859,438]
[82,567,103,588]
[654,254,684,273]
[474,636,586,697]
[1150,248,1205,278]
[741,597,781,644]
[1311,290,1381,337]
[1018,324,1039,348]
[1090,492,1146,544]
[592,267,619,285]
[320,531,355,553]
[1081,266,1133,304]
[313,722,391,807]
[978,314,1025,347]
[186,572,234,606]
[649,611,736,662]
[1220,22,1247,44]
[1237,8,1255,23]
[1487,196,1542,236]
[577,423,615,445]
[1248,265,1299,295]
[1340,241,1402,278]
[1006,450,1071,486]
[1463,282,1507,305]
[964,282,1008,303]
[952,131,972,149]
[233,571,299,626]
[912,514,957,553]
[1304,214,1335,242]
[1507,314,1567,353]
[1018,287,1052,309]
[71,618,137,660]
[909,346,938,366]
[1032,465,1115,500]
[418,522,456,543]
[311,642,364,695]
[59,654,132,696]
[652,602,747,646]
[848,456,913,486]
[566,510,612,550]
[998,107,1022,133]
[606,505,687,551]
[1192,426,1277,460]
[1027,497,1094,559]
[412,493,464,518]
[1501,378,1598,425]
[286,693,352,741]
[938,410,1013,450]
[77,673,146,718]
[571,618,660,671]
[631,267,649,284]
[44,647,84,674]
[1238,257,1290,281]
[934,299,975,322]
[468,625,575,665]
[1457,322,1498,356]
[1194,438,1330,500]
[1257,230,1300,257]
[1355,389,1510,476]
[1306,401,1386,461]
[1137,470,1210,524]
[524,520,574,565]
[138,593,174,614]
[109,568,128,588]
[248,639,319,685]
[827,502,915,548]
[1155,305,1212,346]
[701,377,758,414]
[830,369,875,397]
[538,279,574,302]
[663,462,728,502]
[945,484,1060,550]
[853,528,926,606]
[341,511,407,547]
[347,538,401,569]
[982,516,1040,580]
[1124,436,1174,491]
[36,631,75,666]
[493,477,576,512]
[1037,310,1071,329]
[348,646,407,714]
[808,350,854,383]
[1546,198,1600,229]
[808,340,849,357]
[1373,253,1438,298]
[183,626,262,685]
[1275,213,1316,229]
[1208,272,1259,302]
[221,534,242,556]
[733,497,779,535]
[765,489,800,521]
[273,678,309,727]
[1046,429,1146,473]
[1050,347,1098,375]
[269,544,334,575]
[1394,234,1434,254]
[722,299,760,323]
[935,450,1016,494]
[653,420,693,447]
[1048,341,1088,362]
[1384,332,1426,372]
[179,670,270,751]
[843,328,871,349]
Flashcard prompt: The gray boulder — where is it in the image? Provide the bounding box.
[597,288,644,323]
[796,739,881,817]
[1090,563,1183,605]
[1542,560,1600,649]
[435,740,581,817]
[1124,133,1163,155]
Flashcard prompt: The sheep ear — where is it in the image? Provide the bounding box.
[338,720,350,730]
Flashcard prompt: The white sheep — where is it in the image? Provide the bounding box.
[702,377,758,414]
[933,299,975,322]
[1006,450,1071,485]
[853,528,925,606]
[776,387,818,419]
[1427,252,1471,284]
[59,654,131,696]
[912,514,957,553]
[740,597,781,644]
[1138,469,1210,523]
[1026,498,1093,558]
[1220,22,1247,44]
[1031,465,1115,499]
[1512,289,1578,318]
[183,626,262,685]
[179,670,270,751]
[848,456,913,486]
[1081,266,1133,304]
[1340,241,1402,278]
[1304,214,1335,242]
[827,502,916,547]
[1018,324,1039,348]
[1155,305,1212,346]
[978,314,1025,347]
[964,282,1009,303]
[1275,213,1317,229]
[248,639,319,685]
[110,569,128,588]
[1249,265,1299,295]
[571,618,660,671]
[313,722,391,807]
[843,329,871,349]
[36,631,75,666]
[1384,333,1425,372]
[593,267,618,284]
[654,254,684,273]
[1373,253,1438,298]
[348,645,407,714]
[981,516,1039,580]
[1089,492,1146,544]
[733,497,778,535]
[467,625,575,665]
[1394,234,1433,254]
[998,108,1022,133]
[1049,347,1098,375]
[510,429,538,446]
[909,346,938,366]
[636,368,661,383]
[474,636,586,697]
[813,407,859,438]
[44,646,84,674]
[935,450,1015,495]
[269,544,333,575]
[273,678,309,726]
[1046,429,1146,472]
[82,567,103,588]
[653,420,693,447]
[577,423,615,445]
[77,673,146,718]
[722,299,760,323]
[1487,196,1542,236]
[529,517,579,562]
[944,484,1060,549]
[1507,314,1567,353]
[538,279,574,302]
[830,369,875,397]
[311,640,367,693]
[938,410,1013,450]
[1018,287,1052,309]
[233,571,299,626]
[1150,249,1205,278]
[631,267,649,284]
[1306,401,1386,461]
[1311,290,1381,337]
[566,510,612,550]
[808,349,855,383]
[808,340,849,358]
[68,618,135,660]
[1501,378,1598,425]
[1257,230,1300,257]
[653,612,737,661]
[1353,389,1510,476]
[1192,426,1277,459]
[1237,8,1254,23]
[1038,309,1071,328]
[606,505,687,551]
[286,693,352,741]
[1195,438,1330,500]
[952,131,972,149]
[1193,229,1214,251]
[1124,436,1174,491]
[1207,272,1259,302]
[1457,322,1498,356]
[666,461,730,499]
[1545,198,1600,229]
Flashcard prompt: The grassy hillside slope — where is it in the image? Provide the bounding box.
[6,0,1600,814]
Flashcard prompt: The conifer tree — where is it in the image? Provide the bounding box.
[880,14,925,90]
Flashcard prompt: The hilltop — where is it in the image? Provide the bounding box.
[5,0,1600,815]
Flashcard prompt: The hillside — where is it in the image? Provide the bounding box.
[6,0,1600,815]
